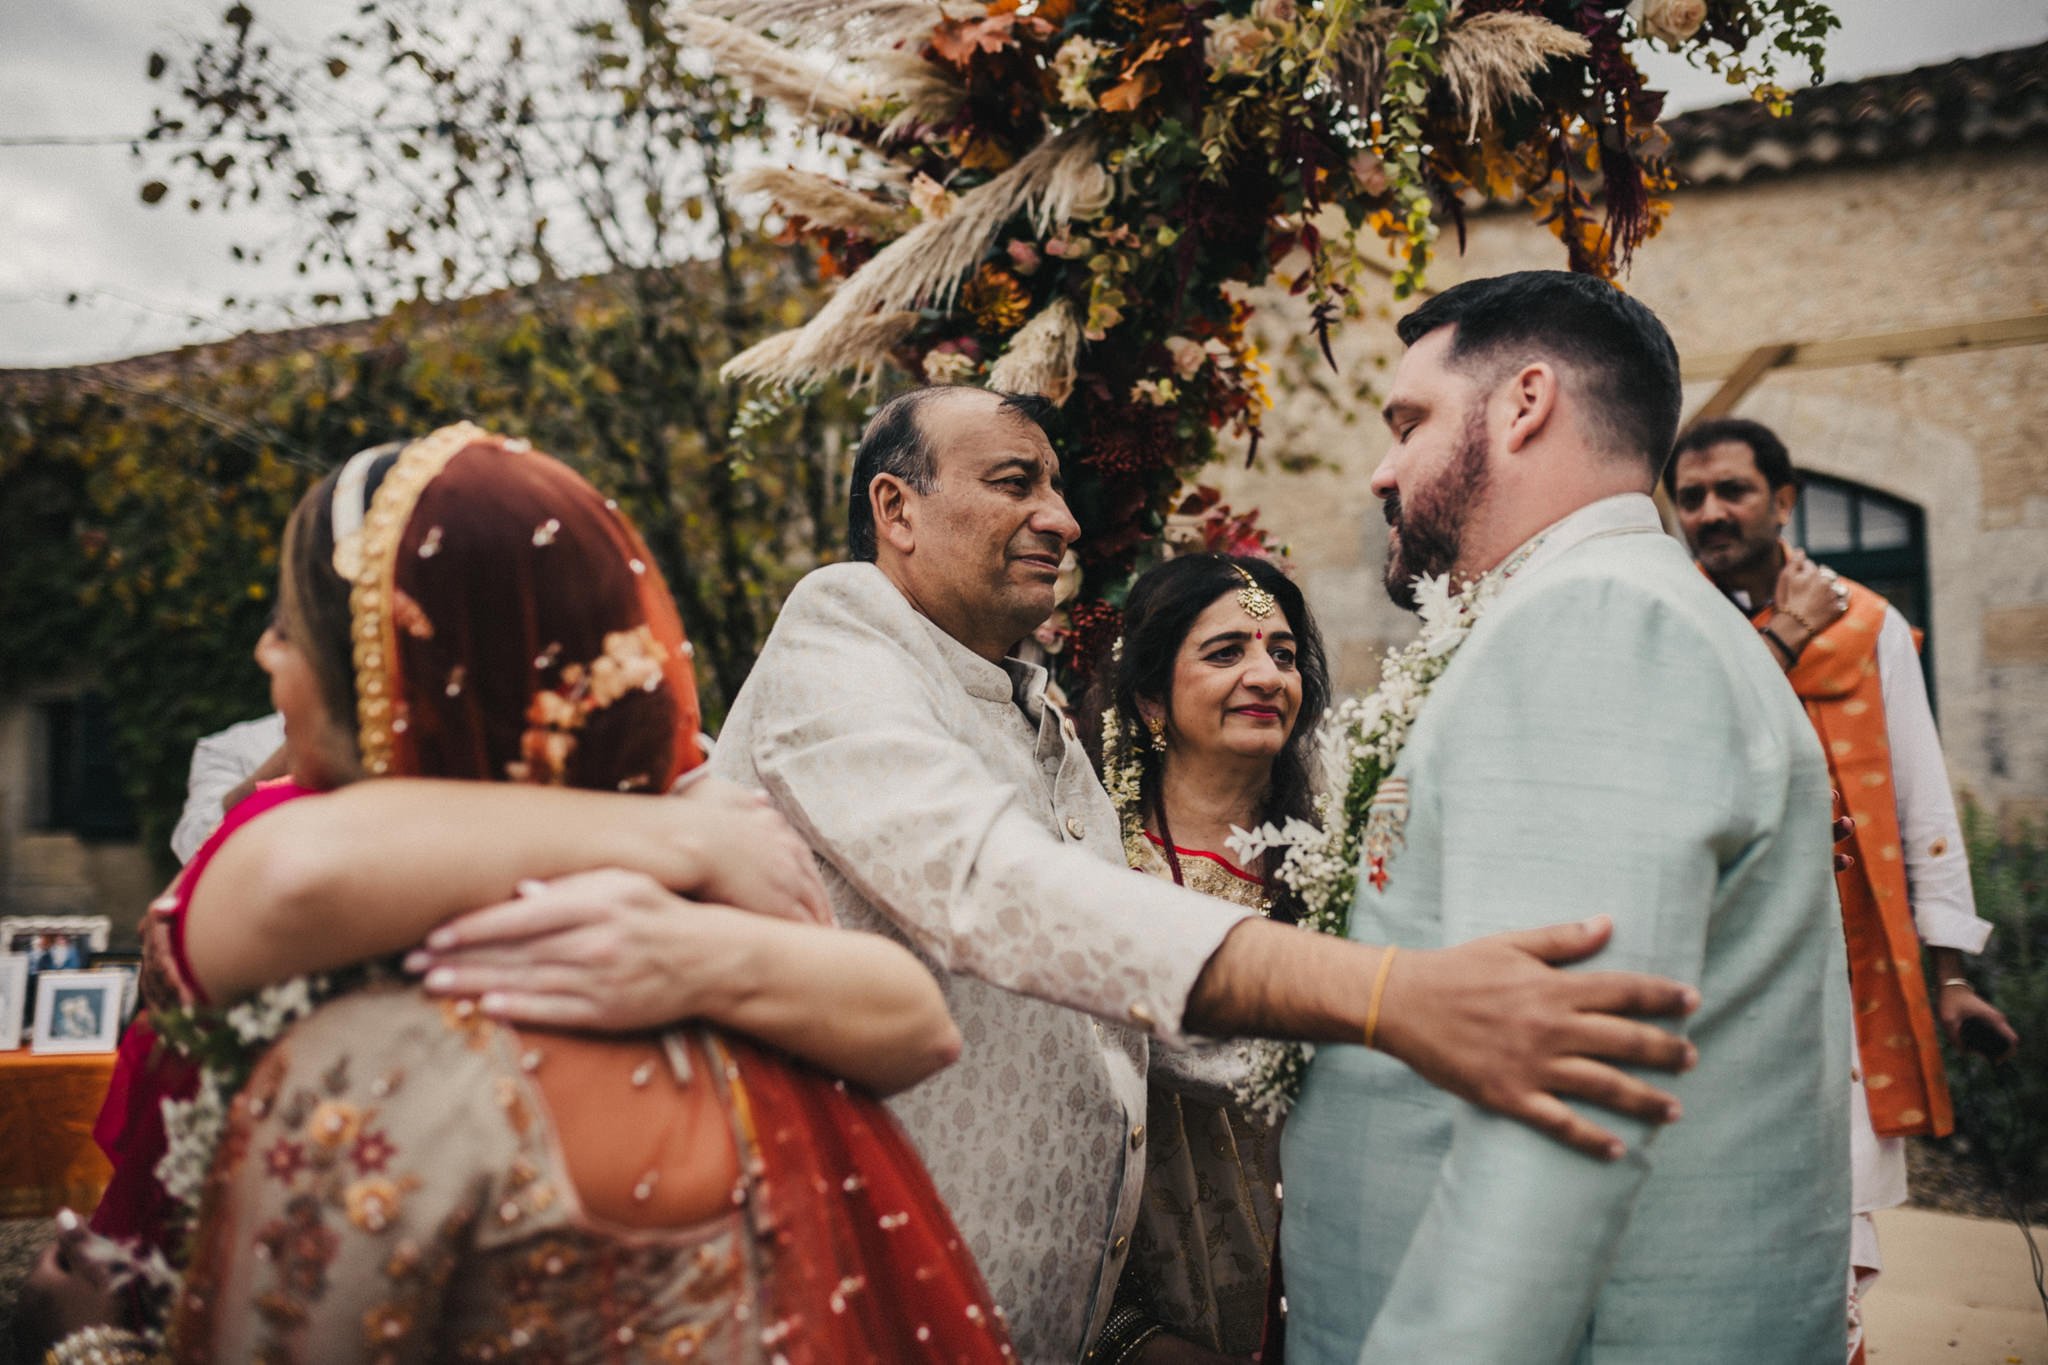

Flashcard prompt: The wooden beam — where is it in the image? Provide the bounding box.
[1681,342,1794,436]
[1682,312,2048,382]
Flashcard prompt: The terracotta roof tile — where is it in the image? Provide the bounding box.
[1663,40,2048,186]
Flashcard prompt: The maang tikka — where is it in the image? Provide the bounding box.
[1233,563,1276,621]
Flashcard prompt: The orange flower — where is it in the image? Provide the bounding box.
[304,1100,363,1150]
[345,1177,406,1233]
[962,266,1031,333]
[361,1301,414,1347]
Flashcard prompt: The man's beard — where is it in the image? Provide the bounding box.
[1381,408,1491,610]
[1690,519,1777,581]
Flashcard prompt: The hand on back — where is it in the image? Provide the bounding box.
[1378,917,1698,1161]
[407,869,747,1031]
[670,774,831,924]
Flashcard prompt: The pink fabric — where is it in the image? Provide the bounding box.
[90,779,316,1253]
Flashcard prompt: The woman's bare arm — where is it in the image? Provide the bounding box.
[183,777,828,1002]
[408,871,962,1095]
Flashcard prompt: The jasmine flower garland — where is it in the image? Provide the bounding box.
[1224,562,1517,1123]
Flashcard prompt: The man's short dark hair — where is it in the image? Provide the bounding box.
[845,387,1058,560]
[1395,270,1682,475]
[1664,417,1798,493]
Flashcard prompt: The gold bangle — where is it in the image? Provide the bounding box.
[1088,1306,1163,1365]
[1363,945,1399,1051]
[44,1325,150,1365]
[1940,977,1974,993]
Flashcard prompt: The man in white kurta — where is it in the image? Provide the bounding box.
[710,387,1702,1363]
[709,390,1253,1360]
[1668,421,2014,1344]
[715,561,1246,1360]
[170,711,286,862]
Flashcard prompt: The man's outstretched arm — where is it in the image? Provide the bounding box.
[1185,914,1696,1160]
[751,637,1695,1160]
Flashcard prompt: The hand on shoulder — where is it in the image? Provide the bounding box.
[668,775,831,924]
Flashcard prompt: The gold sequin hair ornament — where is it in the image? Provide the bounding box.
[347,421,490,775]
[1233,562,1276,620]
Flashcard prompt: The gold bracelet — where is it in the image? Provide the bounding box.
[1940,976,1974,993]
[1363,945,1399,1051]
[1776,604,1819,638]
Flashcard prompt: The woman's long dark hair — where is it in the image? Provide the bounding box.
[1086,553,1329,923]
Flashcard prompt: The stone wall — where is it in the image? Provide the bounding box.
[1217,143,2048,818]
[0,692,155,943]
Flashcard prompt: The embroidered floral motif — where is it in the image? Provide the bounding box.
[351,1127,396,1174]
[437,997,493,1050]
[383,1241,423,1282]
[361,1301,415,1350]
[587,625,666,706]
[1361,776,1410,894]
[304,1100,364,1152]
[507,625,670,783]
[343,1176,417,1233]
[391,589,435,641]
[265,1138,307,1183]
[256,1194,341,1301]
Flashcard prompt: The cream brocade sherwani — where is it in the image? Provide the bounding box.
[710,564,1252,1364]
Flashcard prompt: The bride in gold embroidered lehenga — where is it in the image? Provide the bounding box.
[41,426,1014,1365]
[1086,553,1331,1364]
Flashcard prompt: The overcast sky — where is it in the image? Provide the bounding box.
[3,0,2044,369]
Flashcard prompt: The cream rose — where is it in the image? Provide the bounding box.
[1637,0,1707,44]
[1205,15,1270,78]
[1165,336,1208,379]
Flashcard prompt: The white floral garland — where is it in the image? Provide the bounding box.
[155,976,327,1209]
[68,973,338,1349]
[1222,564,1522,1122]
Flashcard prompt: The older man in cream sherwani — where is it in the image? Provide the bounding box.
[710,386,1704,1363]
[1281,273,1850,1363]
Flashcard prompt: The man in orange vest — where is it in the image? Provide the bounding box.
[1668,417,2018,1356]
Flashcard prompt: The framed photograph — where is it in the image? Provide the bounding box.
[30,969,127,1055]
[1,916,112,1016]
[0,953,26,1051]
[88,950,144,1028]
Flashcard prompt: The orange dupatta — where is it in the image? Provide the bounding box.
[1755,579,1952,1139]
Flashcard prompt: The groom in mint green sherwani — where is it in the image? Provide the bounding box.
[1283,273,1849,1363]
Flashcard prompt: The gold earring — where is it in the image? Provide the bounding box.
[1144,714,1167,752]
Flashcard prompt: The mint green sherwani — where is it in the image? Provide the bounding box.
[1282,494,1850,1364]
